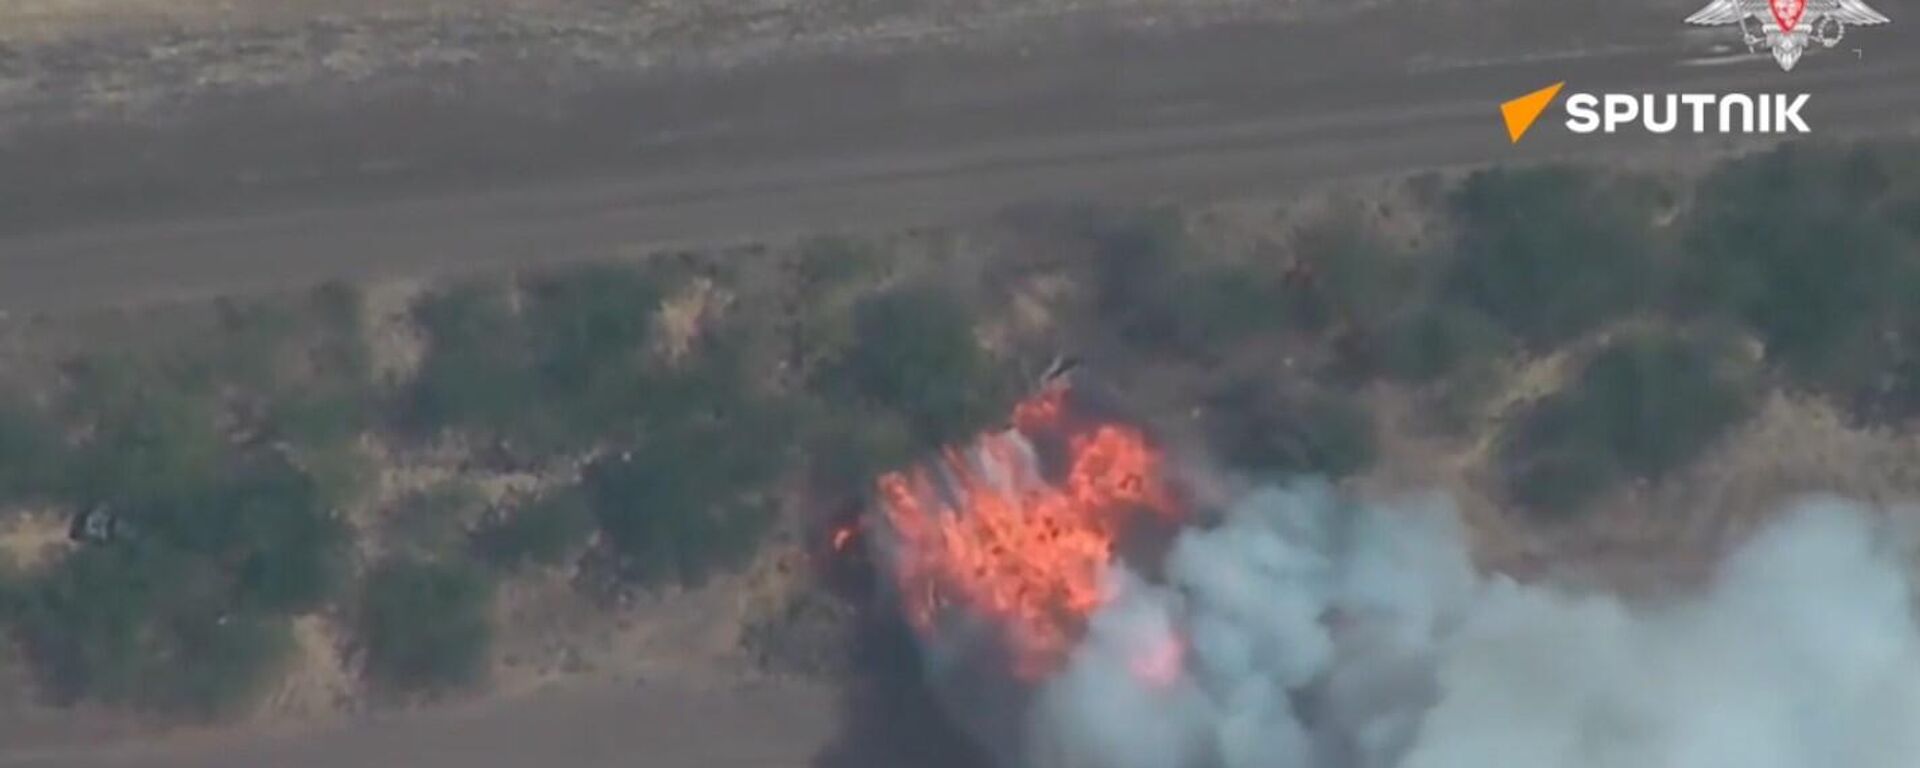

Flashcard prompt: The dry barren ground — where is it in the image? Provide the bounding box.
[0,0,1352,124]
[0,0,1728,241]
[0,674,840,768]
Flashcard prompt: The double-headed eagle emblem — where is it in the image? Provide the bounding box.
[1687,0,1890,70]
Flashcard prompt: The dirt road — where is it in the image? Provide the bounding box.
[5,7,1914,311]
[0,678,837,768]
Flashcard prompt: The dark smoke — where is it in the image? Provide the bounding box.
[809,506,997,768]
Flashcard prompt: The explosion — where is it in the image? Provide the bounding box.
[830,378,1920,768]
[869,383,1183,681]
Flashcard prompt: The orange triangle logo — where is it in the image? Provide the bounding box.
[1500,82,1565,143]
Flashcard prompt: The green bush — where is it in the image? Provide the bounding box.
[1085,208,1191,341]
[1680,142,1918,390]
[583,416,782,588]
[408,265,687,450]
[386,483,485,561]
[300,440,375,514]
[523,266,658,384]
[66,379,227,511]
[1889,141,1920,240]
[1884,352,1920,422]
[802,408,919,502]
[827,286,1009,448]
[1444,167,1657,345]
[474,491,594,572]
[144,287,373,436]
[1502,333,1751,515]
[1430,356,1507,435]
[0,398,63,502]
[12,543,184,706]
[1207,382,1377,479]
[1287,213,1419,335]
[11,338,351,716]
[218,459,350,615]
[264,389,369,452]
[11,542,291,717]
[208,298,303,392]
[1161,267,1294,352]
[308,281,371,369]
[407,282,537,435]
[1085,208,1190,314]
[794,236,883,289]
[9,445,345,715]
[1292,393,1378,479]
[1503,432,1623,520]
[1580,335,1752,475]
[1376,303,1510,383]
[90,450,343,615]
[1083,209,1291,356]
[520,265,662,432]
[360,559,495,695]
[210,284,375,460]
[151,612,293,718]
[572,339,798,586]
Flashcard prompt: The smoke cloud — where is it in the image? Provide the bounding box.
[1029,484,1920,768]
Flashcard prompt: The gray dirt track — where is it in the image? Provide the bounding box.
[0,678,839,768]
[0,6,1915,767]
[1,7,1915,312]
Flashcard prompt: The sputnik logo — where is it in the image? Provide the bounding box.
[1686,0,1890,71]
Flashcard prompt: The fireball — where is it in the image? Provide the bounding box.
[870,384,1183,681]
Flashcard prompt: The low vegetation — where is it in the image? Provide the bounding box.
[1680,142,1920,419]
[1082,208,1295,360]
[1284,211,1421,337]
[3,293,362,716]
[1205,380,1378,480]
[1374,303,1509,385]
[360,559,495,695]
[0,399,64,501]
[0,139,1915,718]
[1443,166,1663,347]
[582,408,788,588]
[407,282,540,440]
[1502,332,1754,516]
[473,491,594,572]
[825,286,1011,448]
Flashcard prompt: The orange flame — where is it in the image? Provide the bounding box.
[1012,384,1067,433]
[873,387,1181,680]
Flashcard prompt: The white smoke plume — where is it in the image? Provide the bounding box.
[1028,484,1920,768]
